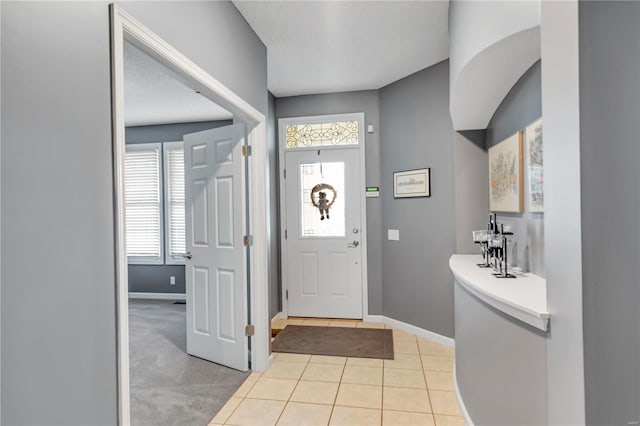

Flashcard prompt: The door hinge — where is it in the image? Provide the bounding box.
[245,324,255,336]
[285,229,288,239]
[284,169,286,179]
[286,290,289,300]
[242,145,252,156]
[243,235,253,246]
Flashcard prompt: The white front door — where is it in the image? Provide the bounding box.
[184,123,248,371]
[284,147,364,318]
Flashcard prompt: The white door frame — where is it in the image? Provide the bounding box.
[278,113,369,319]
[110,5,271,425]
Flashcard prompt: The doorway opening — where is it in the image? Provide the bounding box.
[111,6,271,425]
[277,113,369,324]
[123,41,249,424]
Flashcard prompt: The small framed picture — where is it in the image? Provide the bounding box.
[393,168,431,198]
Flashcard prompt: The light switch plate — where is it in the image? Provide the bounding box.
[388,229,400,241]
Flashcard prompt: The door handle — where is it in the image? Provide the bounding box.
[347,241,360,248]
[183,252,192,260]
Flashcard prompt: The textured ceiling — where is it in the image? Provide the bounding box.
[233,1,450,97]
[124,42,232,127]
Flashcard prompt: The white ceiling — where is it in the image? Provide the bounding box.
[233,1,450,97]
[124,42,232,127]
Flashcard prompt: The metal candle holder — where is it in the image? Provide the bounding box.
[472,213,516,278]
[489,235,516,279]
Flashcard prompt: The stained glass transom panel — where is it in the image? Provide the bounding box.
[286,121,359,148]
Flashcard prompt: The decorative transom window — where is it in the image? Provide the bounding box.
[286,121,359,148]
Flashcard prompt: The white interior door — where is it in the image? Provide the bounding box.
[284,147,363,318]
[184,123,248,371]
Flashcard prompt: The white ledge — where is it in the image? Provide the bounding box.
[450,254,550,331]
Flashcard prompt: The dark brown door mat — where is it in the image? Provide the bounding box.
[271,325,394,360]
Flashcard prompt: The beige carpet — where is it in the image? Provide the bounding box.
[271,325,394,359]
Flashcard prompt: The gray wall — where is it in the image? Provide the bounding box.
[275,90,383,315]
[267,92,281,319]
[128,265,187,294]
[1,3,116,424]
[0,2,267,424]
[379,61,456,338]
[579,2,640,424]
[455,282,548,425]
[485,61,544,276]
[126,121,232,295]
[126,120,232,144]
[454,130,489,254]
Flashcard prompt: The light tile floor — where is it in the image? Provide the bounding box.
[209,318,464,426]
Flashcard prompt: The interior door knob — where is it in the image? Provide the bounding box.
[183,252,192,259]
[347,241,360,248]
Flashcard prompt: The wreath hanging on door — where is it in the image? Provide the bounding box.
[310,183,337,220]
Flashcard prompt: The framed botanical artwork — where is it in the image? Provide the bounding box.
[525,118,543,212]
[393,168,431,198]
[488,132,523,213]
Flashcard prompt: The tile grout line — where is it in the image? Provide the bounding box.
[384,325,399,424]
[222,354,307,425]
[418,337,438,426]
[224,377,253,425]
[220,373,259,426]
[381,352,386,426]
[327,356,347,425]
[273,354,311,425]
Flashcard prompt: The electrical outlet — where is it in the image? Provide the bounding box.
[170,276,176,285]
[388,229,400,241]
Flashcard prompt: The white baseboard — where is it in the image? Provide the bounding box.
[363,314,384,323]
[454,364,474,426]
[128,292,186,300]
[272,312,283,321]
[364,315,455,348]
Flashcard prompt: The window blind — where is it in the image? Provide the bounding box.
[124,145,163,262]
[165,143,186,262]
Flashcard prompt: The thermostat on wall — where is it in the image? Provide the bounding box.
[366,186,380,198]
